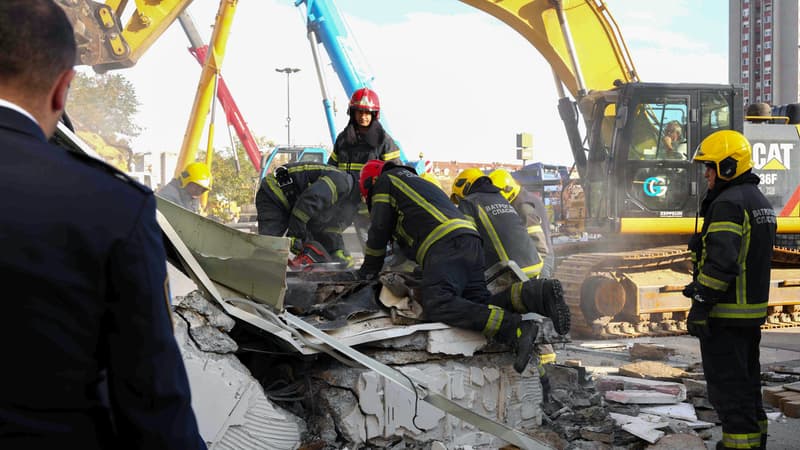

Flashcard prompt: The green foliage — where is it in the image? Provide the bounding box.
[68,71,141,142]
[207,140,270,222]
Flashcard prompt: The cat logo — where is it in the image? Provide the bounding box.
[752,142,793,170]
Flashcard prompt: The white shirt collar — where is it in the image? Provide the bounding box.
[0,98,40,127]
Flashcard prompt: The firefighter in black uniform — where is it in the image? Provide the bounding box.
[255,161,355,267]
[684,130,776,450]
[451,169,569,336]
[356,160,538,373]
[489,168,555,278]
[0,2,205,449]
[329,88,401,247]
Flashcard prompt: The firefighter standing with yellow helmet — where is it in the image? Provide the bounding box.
[157,161,212,214]
[684,130,775,450]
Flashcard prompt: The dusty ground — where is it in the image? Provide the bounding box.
[560,329,800,449]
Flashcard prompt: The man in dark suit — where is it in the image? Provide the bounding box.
[0,1,205,449]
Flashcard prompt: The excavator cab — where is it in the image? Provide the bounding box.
[579,83,744,236]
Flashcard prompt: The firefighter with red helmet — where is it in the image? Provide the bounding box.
[329,88,401,247]
[356,160,538,374]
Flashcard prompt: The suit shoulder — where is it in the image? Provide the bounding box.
[65,148,152,195]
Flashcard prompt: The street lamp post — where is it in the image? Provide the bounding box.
[275,67,301,146]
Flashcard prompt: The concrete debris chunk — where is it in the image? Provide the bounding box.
[640,403,698,422]
[609,412,667,444]
[629,343,676,361]
[646,432,707,449]
[174,307,303,449]
[682,378,707,398]
[597,375,687,401]
[605,390,681,405]
[618,361,691,381]
[177,290,236,332]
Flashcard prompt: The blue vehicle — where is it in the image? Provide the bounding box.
[258,146,329,181]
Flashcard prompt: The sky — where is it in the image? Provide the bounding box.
[101,0,729,168]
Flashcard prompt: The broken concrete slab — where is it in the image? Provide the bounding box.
[609,412,666,444]
[426,328,487,356]
[596,375,687,401]
[605,390,681,405]
[640,403,698,422]
[311,353,543,448]
[785,381,800,393]
[174,307,303,449]
[617,361,690,381]
[629,343,676,361]
[646,432,706,449]
[682,378,707,398]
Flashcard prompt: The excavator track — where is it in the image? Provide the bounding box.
[556,245,800,339]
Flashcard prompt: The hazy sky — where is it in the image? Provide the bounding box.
[106,0,728,167]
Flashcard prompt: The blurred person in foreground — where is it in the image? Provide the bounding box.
[0,1,205,448]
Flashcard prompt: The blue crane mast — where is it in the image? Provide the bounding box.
[295,0,410,164]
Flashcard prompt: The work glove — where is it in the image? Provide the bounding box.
[686,299,714,339]
[288,236,303,255]
[682,281,697,299]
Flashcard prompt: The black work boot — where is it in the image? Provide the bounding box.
[512,320,539,373]
[542,279,570,335]
[522,279,570,335]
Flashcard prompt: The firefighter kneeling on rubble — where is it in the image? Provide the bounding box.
[356,160,538,373]
[684,130,776,450]
[256,161,355,268]
[451,169,570,396]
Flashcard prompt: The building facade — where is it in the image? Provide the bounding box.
[729,0,799,106]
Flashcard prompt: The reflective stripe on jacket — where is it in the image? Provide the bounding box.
[360,164,478,274]
[328,121,399,178]
[458,178,543,278]
[690,173,775,326]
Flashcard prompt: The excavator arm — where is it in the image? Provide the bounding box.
[458,0,638,97]
[60,0,194,72]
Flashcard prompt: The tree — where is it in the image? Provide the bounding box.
[207,137,272,222]
[66,71,142,170]
[68,71,142,141]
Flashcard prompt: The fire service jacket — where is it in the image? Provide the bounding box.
[360,163,478,276]
[329,120,400,179]
[256,162,353,238]
[689,172,776,326]
[458,177,543,278]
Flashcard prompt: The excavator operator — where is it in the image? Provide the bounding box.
[156,161,211,214]
[355,159,538,374]
[255,161,355,268]
[684,130,775,450]
[329,88,401,249]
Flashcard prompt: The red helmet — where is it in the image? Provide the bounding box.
[349,87,380,119]
[359,159,385,198]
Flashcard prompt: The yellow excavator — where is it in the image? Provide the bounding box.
[58,0,800,339]
[460,0,800,337]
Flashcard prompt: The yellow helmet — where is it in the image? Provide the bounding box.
[451,168,483,202]
[179,162,212,189]
[489,168,521,202]
[419,172,443,190]
[693,130,753,181]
